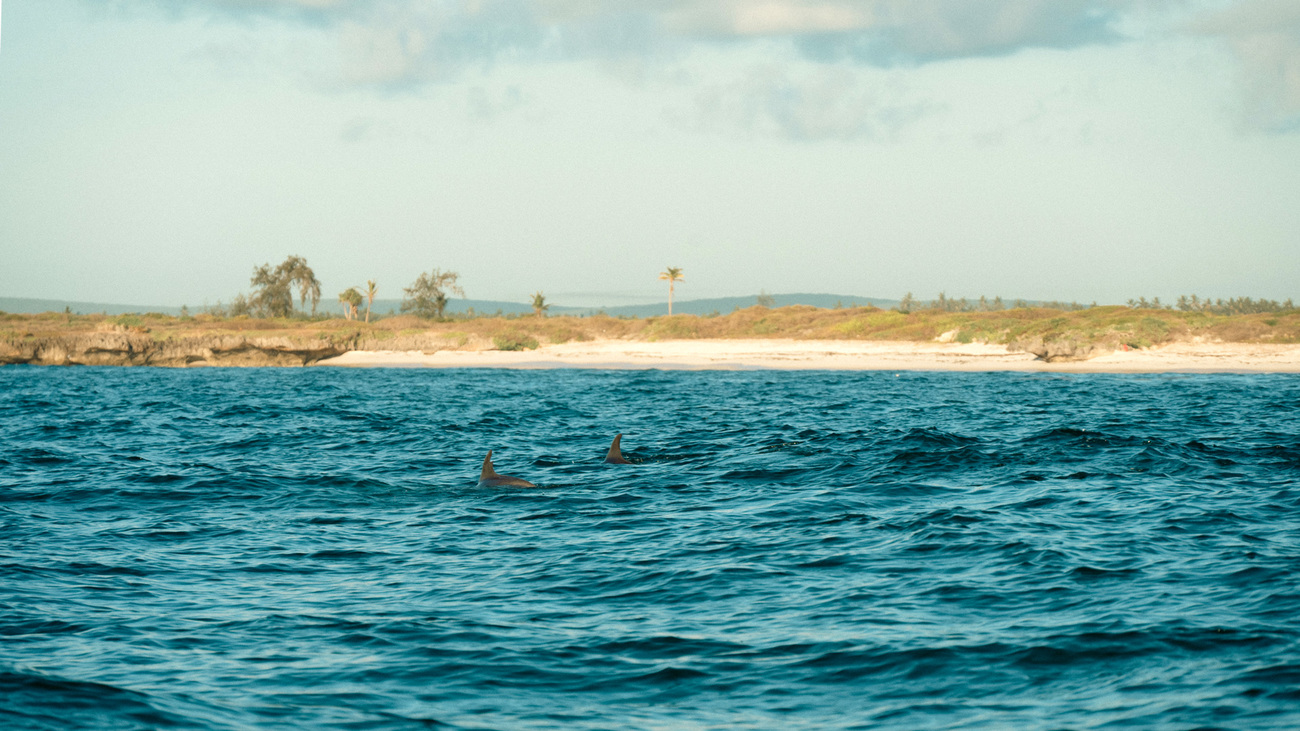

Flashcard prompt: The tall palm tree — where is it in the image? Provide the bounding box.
[659,266,684,315]
[365,280,377,323]
[531,291,549,319]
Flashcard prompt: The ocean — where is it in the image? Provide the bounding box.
[2,367,1298,729]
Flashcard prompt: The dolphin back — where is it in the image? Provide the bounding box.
[605,434,633,464]
[477,450,536,487]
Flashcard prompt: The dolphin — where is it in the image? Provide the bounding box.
[604,434,633,464]
[477,450,536,487]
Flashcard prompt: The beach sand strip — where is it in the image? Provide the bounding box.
[315,340,1300,373]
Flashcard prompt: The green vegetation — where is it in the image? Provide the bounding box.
[239,255,321,318]
[5,304,1300,352]
[338,287,363,320]
[364,280,377,323]
[401,269,465,320]
[659,266,684,315]
[1130,295,1296,315]
[8,270,1298,365]
[492,331,540,351]
[909,292,1089,312]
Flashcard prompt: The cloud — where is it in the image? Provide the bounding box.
[125,0,1134,142]
[138,1,1300,136]
[680,62,935,141]
[153,0,355,23]
[655,0,1122,63]
[181,0,350,12]
[1192,0,1300,132]
[159,0,1134,81]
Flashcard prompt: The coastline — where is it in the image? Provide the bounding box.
[314,339,1300,373]
[7,307,1299,369]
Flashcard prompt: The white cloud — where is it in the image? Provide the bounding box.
[136,1,1300,135]
[163,0,1132,73]
[653,0,1120,60]
[1192,0,1300,131]
[676,59,934,141]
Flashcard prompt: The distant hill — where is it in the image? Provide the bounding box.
[0,297,187,316]
[300,294,898,317]
[2,293,897,318]
[348,299,543,317]
[560,293,898,317]
[0,296,539,317]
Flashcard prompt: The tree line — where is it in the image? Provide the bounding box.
[204,257,688,321]
[1129,295,1296,315]
[203,256,1293,320]
[892,293,1297,315]
[894,293,1094,313]
[209,256,467,321]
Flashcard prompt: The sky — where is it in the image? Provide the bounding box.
[1,0,1298,308]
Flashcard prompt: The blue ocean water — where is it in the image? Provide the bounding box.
[2,366,1299,730]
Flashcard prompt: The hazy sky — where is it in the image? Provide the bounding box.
[1,0,1298,307]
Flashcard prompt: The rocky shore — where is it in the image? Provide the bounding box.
[5,331,1300,371]
[0,328,346,367]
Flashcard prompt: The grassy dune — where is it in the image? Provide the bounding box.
[5,305,1300,354]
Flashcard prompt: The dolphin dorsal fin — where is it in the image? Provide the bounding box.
[605,434,632,464]
[481,451,498,480]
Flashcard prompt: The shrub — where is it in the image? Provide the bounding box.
[493,332,539,351]
[547,327,588,344]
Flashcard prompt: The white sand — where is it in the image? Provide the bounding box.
[315,339,1300,372]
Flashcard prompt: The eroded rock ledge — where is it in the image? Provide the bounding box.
[1008,335,1115,363]
[0,331,345,367]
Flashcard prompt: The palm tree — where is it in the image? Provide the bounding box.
[531,291,549,319]
[365,280,377,323]
[659,266,684,315]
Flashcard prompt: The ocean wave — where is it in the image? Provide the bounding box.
[2,368,1299,729]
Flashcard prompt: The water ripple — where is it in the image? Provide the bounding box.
[1,367,1298,729]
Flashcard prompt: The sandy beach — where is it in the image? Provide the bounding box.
[315,339,1300,372]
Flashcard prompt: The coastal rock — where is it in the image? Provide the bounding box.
[1009,336,1113,363]
[0,334,345,367]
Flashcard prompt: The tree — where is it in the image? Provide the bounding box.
[531,291,549,319]
[898,292,916,314]
[401,269,465,320]
[249,255,321,318]
[339,287,363,320]
[229,293,252,317]
[755,290,775,308]
[364,280,377,323]
[287,256,322,315]
[250,264,293,317]
[659,266,684,315]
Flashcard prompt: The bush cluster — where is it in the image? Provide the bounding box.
[492,332,540,351]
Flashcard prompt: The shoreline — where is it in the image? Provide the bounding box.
[314,339,1300,373]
